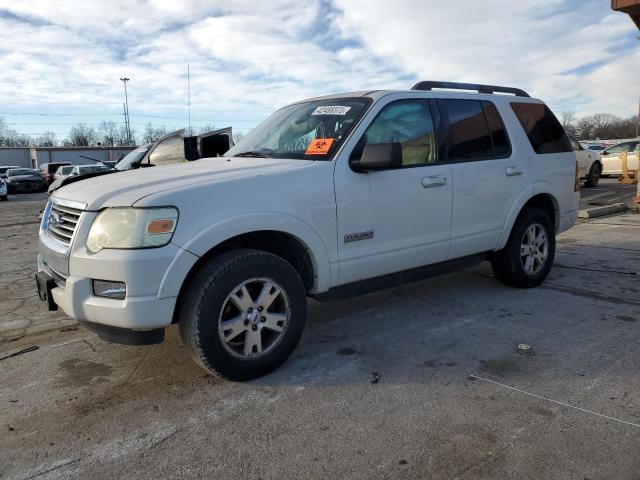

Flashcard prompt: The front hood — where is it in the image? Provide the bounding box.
[51,157,314,210]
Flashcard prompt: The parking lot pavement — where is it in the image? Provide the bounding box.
[1,201,639,479]
[0,193,74,340]
[580,177,637,211]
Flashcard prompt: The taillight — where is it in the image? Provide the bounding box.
[574,161,580,192]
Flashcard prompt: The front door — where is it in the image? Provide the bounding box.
[334,97,452,285]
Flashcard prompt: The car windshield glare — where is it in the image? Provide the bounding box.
[116,145,151,171]
[226,97,372,160]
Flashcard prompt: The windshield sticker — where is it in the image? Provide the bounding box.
[305,138,334,155]
[311,106,352,116]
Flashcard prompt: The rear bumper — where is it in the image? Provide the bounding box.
[558,208,579,234]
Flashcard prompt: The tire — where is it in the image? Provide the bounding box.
[179,249,307,381]
[584,162,601,188]
[490,208,555,288]
[0,195,6,201]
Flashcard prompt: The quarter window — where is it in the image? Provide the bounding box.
[356,99,438,167]
[511,103,572,154]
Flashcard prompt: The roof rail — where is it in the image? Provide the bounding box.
[411,81,530,98]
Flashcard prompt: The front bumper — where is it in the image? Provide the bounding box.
[38,202,199,332]
[47,273,178,329]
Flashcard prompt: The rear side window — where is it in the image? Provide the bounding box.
[439,99,492,161]
[511,103,572,154]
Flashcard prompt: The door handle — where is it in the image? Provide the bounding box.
[505,166,523,177]
[421,175,447,188]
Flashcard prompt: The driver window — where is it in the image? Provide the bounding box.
[359,100,437,167]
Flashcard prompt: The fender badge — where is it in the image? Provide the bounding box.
[344,231,374,243]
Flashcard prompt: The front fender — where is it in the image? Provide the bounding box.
[170,211,333,294]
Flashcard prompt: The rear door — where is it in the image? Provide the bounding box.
[440,98,528,258]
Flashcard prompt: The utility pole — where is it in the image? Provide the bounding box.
[187,64,191,136]
[120,77,131,145]
[636,87,639,139]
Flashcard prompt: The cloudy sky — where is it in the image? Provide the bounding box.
[0,0,637,141]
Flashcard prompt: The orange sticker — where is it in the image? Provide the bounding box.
[305,138,334,155]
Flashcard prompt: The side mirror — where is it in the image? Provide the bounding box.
[350,142,402,172]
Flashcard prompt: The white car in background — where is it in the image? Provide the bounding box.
[54,165,75,181]
[600,140,640,175]
[0,177,7,201]
[568,133,602,187]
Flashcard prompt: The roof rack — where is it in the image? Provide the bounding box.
[411,81,530,98]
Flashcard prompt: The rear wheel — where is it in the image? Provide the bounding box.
[490,208,555,288]
[584,162,601,188]
[179,249,307,381]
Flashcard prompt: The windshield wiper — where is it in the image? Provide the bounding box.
[232,151,271,158]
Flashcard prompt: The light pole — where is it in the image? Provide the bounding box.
[120,77,132,145]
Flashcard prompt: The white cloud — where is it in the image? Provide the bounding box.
[0,0,636,140]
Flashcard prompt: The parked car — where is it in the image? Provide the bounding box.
[39,162,71,185]
[54,165,75,181]
[5,168,47,193]
[568,133,602,187]
[0,178,7,200]
[48,164,112,193]
[0,165,20,179]
[47,128,234,195]
[600,140,640,175]
[37,81,579,380]
[586,144,605,152]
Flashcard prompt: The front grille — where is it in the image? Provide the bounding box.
[47,202,83,245]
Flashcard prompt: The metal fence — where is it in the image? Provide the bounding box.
[0,147,136,169]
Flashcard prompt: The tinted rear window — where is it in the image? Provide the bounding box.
[439,99,493,161]
[510,103,572,154]
[481,101,510,157]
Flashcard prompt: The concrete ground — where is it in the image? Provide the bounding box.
[580,177,637,211]
[1,195,639,480]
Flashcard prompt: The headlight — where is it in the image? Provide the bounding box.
[86,207,178,253]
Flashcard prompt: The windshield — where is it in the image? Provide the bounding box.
[8,169,34,176]
[115,145,151,171]
[226,97,372,160]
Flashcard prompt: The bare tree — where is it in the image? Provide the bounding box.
[142,122,169,144]
[232,131,245,143]
[98,121,118,146]
[68,123,98,146]
[197,124,217,134]
[34,131,57,147]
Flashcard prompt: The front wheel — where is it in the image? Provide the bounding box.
[584,162,601,188]
[179,249,307,381]
[490,208,555,288]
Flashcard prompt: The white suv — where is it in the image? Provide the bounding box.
[36,82,580,380]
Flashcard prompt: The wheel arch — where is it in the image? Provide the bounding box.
[160,213,331,323]
[496,190,559,251]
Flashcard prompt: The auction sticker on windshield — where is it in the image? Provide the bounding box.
[311,106,351,116]
[305,138,334,155]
